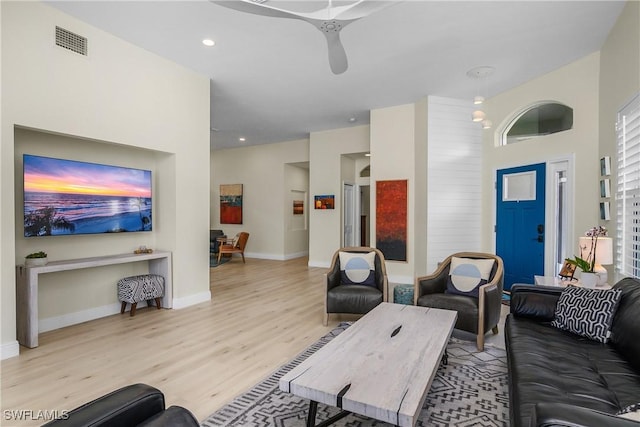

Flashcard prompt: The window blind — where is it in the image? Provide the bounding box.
[616,93,640,278]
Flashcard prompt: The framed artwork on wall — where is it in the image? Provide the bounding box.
[600,179,611,198]
[376,179,407,262]
[600,156,611,176]
[600,201,610,221]
[220,184,243,224]
[314,195,334,209]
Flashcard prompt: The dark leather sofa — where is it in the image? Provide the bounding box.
[505,277,640,427]
[42,383,198,427]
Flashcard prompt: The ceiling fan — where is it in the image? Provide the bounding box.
[211,0,397,74]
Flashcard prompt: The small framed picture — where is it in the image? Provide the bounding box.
[314,195,335,209]
[559,260,577,280]
[600,179,611,198]
[600,156,611,176]
[600,201,611,221]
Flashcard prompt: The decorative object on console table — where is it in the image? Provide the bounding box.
[220,184,243,224]
[24,251,48,267]
[133,246,153,254]
[580,235,612,286]
[293,199,304,215]
[558,259,577,281]
[579,272,598,288]
[566,226,612,288]
[376,179,407,261]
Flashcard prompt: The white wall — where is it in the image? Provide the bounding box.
[370,104,418,285]
[308,125,370,267]
[426,96,483,272]
[481,52,601,255]
[599,0,640,282]
[210,139,309,260]
[1,2,210,358]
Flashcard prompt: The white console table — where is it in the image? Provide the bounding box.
[16,251,172,348]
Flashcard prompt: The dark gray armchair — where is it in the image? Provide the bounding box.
[210,229,225,254]
[415,252,504,351]
[324,247,388,326]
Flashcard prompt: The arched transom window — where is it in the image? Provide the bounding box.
[502,102,573,145]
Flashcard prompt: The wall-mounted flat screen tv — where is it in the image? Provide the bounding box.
[23,154,152,237]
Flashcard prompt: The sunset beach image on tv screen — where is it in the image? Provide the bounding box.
[23,154,152,237]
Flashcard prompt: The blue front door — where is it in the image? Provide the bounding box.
[496,163,546,292]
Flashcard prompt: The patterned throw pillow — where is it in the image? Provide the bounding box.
[339,251,376,287]
[446,257,495,298]
[617,403,640,421]
[551,286,622,343]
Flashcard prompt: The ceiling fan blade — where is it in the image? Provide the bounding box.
[323,31,348,75]
[210,0,307,20]
[333,0,398,21]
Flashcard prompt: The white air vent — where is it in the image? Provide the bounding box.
[55,26,87,56]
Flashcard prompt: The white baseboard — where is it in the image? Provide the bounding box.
[1,341,20,360]
[40,303,122,333]
[172,291,211,309]
[283,251,309,260]
[242,251,283,260]
[308,260,331,268]
[36,290,211,334]
[241,251,309,261]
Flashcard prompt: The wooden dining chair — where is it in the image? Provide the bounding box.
[217,232,250,263]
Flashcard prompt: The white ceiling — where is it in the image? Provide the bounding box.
[47,1,626,150]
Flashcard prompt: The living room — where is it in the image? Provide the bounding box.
[1,0,639,425]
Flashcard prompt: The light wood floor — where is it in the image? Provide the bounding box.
[1,257,507,426]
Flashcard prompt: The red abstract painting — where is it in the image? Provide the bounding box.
[376,180,407,261]
[220,184,243,224]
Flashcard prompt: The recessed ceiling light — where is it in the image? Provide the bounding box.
[364,153,371,157]
[238,137,246,142]
[202,39,215,47]
[348,117,357,123]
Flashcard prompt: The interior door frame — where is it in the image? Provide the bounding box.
[492,155,575,278]
[544,156,575,276]
[342,181,358,247]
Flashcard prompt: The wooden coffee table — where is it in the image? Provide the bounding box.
[279,302,457,427]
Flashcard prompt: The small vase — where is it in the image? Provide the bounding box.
[25,257,47,267]
[580,272,597,288]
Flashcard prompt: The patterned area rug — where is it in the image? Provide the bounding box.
[202,323,509,427]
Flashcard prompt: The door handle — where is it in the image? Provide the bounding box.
[532,235,544,243]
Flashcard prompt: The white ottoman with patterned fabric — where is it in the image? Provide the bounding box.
[117,274,165,317]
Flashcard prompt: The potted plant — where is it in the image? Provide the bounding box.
[565,226,607,288]
[25,251,48,267]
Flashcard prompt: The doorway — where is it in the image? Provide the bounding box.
[343,182,356,247]
[496,159,573,291]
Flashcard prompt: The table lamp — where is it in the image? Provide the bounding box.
[579,236,613,286]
